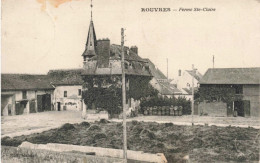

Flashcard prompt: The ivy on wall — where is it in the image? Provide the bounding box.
[197,85,242,103]
[82,75,156,115]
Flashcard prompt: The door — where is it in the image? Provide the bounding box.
[57,102,61,111]
[234,101,244,117]
[227,102,233,117]
[243,100,250,117]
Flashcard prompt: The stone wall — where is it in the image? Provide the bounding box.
[2,146,124,163]
[18,142,167,163]
[198,101,227,117]
[243,85,260,117]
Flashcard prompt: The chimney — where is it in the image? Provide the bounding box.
[96,39,110,68]
[130,46,138,55]
[178,69,181,76]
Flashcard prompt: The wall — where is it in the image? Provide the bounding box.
[1,89,54,116]
[243,85,260,117]
[2,146,125,163]
[198,101,227,117]
[150,78,164,95]
[83,60,97,70]
[174,70,199,93]
[54,85,82,111]
[19,142,167,163]
[1,95,12,116]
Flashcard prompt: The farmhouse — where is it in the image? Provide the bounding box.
[81,10,152,115]
[199,68,260,117]
[1,69,84,116]
[48,69,84,112]
[1,74,54,116]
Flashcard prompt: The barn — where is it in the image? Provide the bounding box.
[198,68,260,117]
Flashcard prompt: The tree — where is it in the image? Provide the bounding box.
[82,75,155,117]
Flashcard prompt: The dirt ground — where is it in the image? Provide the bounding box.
[2,111,260,138]
[2,120,260,163]
[1,111,84,137]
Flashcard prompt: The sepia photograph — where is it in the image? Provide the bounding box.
[1,0,260,162]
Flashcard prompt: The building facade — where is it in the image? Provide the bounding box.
[1,74,54,116]
[172,69,202,100]
[198,68,260,117]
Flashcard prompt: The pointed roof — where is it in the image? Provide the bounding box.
[82,20,97,57]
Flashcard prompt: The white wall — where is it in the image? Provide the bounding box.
[54,85,82,111]
[174,70,199,92]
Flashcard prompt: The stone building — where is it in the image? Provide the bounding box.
[48,69,84,112]
[1,74,54,116]
[81,10,152,115]
[1,69,84,116]
[198,68,260,117]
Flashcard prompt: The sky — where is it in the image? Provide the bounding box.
[2,0,260,79]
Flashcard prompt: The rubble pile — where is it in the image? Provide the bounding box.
[2,120,259,162]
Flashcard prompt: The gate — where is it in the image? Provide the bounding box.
[37,94,51,112]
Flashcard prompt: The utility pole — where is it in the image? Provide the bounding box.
[191,64,197,126]
[121,28,127,162]
[213,55,215,69]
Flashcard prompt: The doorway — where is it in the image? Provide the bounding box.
[57,102,61,111]
[234,101,244,117]
[234,100,250,117]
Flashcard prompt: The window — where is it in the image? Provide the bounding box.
[22,91,27,99]
[78,89,82,96]
[64,91,67,97]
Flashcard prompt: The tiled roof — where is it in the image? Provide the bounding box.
[2,69,84,91]
[82,45,152,77]
[159,82,182,95]
[182,87,198,95]
[1,74,54,91]
[47,69,84,85]
[144,58,167,79]
[110,44,148,63]
[186,70,203,81]
[199,68,260,85]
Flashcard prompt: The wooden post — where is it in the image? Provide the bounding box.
[167,58,168,81]
[121,28,127,162]
[191,64,197,126]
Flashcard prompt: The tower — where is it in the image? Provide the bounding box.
[82,0,97,61]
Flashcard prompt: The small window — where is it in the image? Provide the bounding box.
[22,91,27,99]
[78,89,82,96]
[64,91,67,97]
[124,63,128,69]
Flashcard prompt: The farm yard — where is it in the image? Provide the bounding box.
[2,119,260,163]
